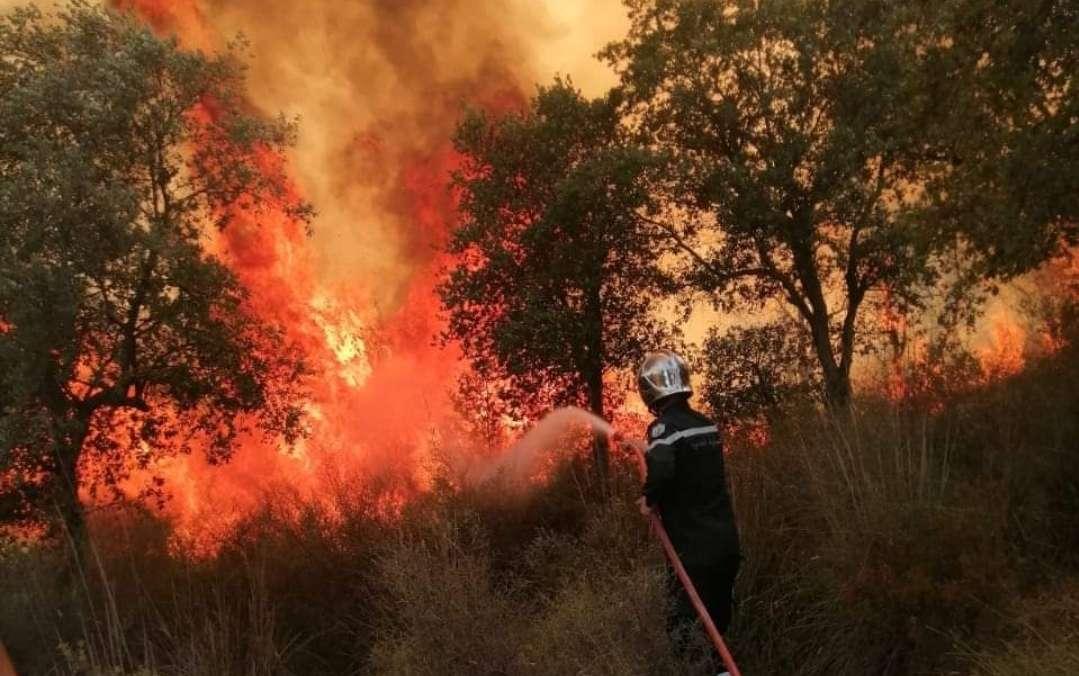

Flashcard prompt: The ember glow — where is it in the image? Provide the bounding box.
[975,250,1079,379]
[85,0,628,537]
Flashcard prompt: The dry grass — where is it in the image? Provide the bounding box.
[1,341,1077,675]
[964,581,1079,676]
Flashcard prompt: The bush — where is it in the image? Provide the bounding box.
[368,516,523,675]
[367,500,682,676]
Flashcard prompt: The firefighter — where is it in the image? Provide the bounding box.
[637,350,741,673]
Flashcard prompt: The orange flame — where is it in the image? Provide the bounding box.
[976,317,1027,380]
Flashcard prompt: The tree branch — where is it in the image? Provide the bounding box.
[754,235,814,322]
[839,285,866,373]
[636,213,771,284]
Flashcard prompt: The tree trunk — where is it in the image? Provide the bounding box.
[822,367,852,410]
[586,366,609,485]
[785,230,855,411]
[51,413,90,551]
[806,312,853,410]
[582,277,609,487]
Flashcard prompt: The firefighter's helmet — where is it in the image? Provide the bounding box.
[637,350,692,410]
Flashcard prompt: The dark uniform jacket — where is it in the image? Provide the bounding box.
[643,399,740,568]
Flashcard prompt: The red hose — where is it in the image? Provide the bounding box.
[0,639,15,676]
[611,431,743,676]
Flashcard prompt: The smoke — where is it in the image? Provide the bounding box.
[112,0,622,304]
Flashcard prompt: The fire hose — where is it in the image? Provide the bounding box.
[610,431,743,676]
[0,639,15,676]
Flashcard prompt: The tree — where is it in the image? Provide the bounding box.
[924,0,1077,279]
[700,318,820,424]
[0,1,312,540]
[441,79,673,479]
[603,0,981,408]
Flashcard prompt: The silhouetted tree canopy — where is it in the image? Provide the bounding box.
[924,0,1078,278]
[603,0,1077,408]
[700,319,820,424]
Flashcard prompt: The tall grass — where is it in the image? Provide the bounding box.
[2,511,296,676]
[963,580,1079,676]
[728,405,1010,674]
[2,340,1077,675]
[724,336,1079,674]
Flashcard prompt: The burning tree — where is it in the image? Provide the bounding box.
[0,1,312,541]
[602,0,1070,408]
[442,79,674,477]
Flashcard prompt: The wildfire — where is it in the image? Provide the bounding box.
[310,293,372,389]
[975,249,1078,379]
[27,0,1068,543]
[976,316,1027,380]
[84,0,627,540]
[872,248,1079,409]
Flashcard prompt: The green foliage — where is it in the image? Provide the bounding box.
[700,318,821,423]
[924,0,1078,278]
[0,1,312,537]
[442,78,674,422]
[604,0,958,406]
[603,0,1077,406]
